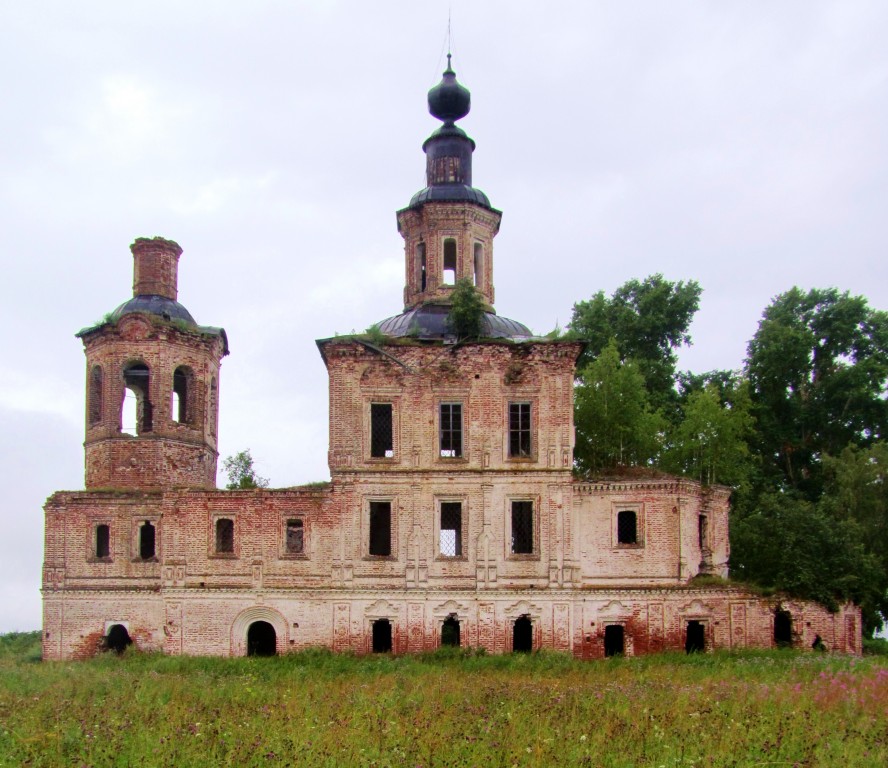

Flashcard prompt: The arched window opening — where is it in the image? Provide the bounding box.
[172,366,192,424]
[372,619,393,653]
[473,242,482,287]
[417,242,427,292]
[617,511,637,545]
[512,615,532,653]
[604,625,625,657]
[442,238,456,285]
[88,365,103,426]
[215,518,234,554]
[122,363,152,435]
[685,620,705,654]
[247,621,277,656]
[774,609,793,647]
[95,524,110,558]
[139,521,156,560]
[105,624,132,654]
[441,615,461,647]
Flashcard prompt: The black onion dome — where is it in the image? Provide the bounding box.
[110,295,197,325]
[428,55,470,124]
[377,304,533,341]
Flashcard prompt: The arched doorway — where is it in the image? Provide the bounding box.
[774,609,793,647]
[685,620,705,654]
[372,619,393,653]
[441,616,461,647]
[512,616,532,653]
[247,621,277,657]
[604,625,625,657]
[106,624,132,654]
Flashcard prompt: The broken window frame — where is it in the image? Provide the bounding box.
[437,499,464,559]
[369,402,395,459]
[367,499,393,558]
[439,402,463,459]
[509,499,536,557]
[213,516,236,556]
[507,401,533,459]
[93,523,111,560]
[283,517,306,557]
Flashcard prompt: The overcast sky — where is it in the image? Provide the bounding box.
[1,1,886,632]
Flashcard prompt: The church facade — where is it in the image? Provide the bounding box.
[42,62,861,660]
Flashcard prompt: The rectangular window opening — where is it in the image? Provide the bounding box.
[370,403,394,458]
[286,519,304,554]
[439,502,462,557]
[508,402,532,457]
[95,524,110,558]
[617,510,637,545]
[215,518,234,554]
[139,521,156,560]
[369,501,392,557]
[443,238,457,285]
[439,403,463,458]
[511,500,534,554]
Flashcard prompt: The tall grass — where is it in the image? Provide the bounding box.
[1,637,885,767]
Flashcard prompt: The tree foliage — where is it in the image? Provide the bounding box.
[447,278,486,340]
[746,287,888,498]
[574,341,666,475]
[568,274,701,411]
[222,449,270,490]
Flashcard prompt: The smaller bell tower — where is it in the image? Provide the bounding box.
[77,237,228,490]
[397,55,502,312]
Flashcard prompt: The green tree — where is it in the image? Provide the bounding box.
[447,278,487,340]
[663,381,754,487]
[574,341,666,474]
[731,492,885,631]
[568,274,701,411]
[746,287,888,499]
[222,449,270,490]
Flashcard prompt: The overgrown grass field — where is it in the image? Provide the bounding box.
[1,632,886,767]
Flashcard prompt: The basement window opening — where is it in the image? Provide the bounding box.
[604,625,625,657]
[369,501,392,557]
[105,624,132,654]
[372,618,392,653]
[441,615,461,647]
[439,502,462,557]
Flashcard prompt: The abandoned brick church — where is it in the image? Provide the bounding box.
[42,60,861,659]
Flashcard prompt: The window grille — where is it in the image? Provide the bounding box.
[511,500,534,554]
[370,403,394,458]
[439,502,462,557]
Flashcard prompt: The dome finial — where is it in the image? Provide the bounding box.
[427,54,470,125]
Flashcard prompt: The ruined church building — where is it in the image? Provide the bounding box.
[42,60,860,659]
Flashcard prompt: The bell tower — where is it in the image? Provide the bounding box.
[397,56,502,312]
[77,237,228,490]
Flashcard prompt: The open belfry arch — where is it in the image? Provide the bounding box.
[42,56,861,659]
